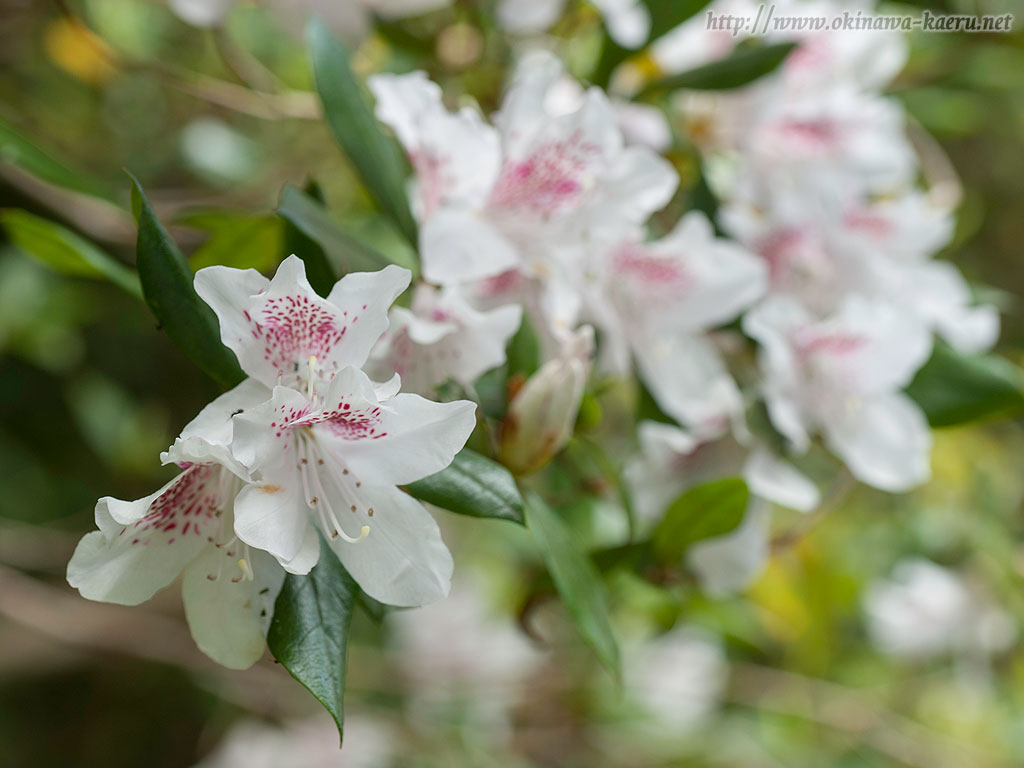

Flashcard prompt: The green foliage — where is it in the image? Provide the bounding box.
[652,478,749,565]
[267,541,357,743]
[128,173,245,389]
[525,493,620,680]
[405,448,525,525]
[640,42,798,96]
[0,209,141,298]
[0,117,115,202]
[281,182,336,297]
[185,214,283,273]
[276,185,414,278]
[307,19,418,247]
[906,342,1024,427]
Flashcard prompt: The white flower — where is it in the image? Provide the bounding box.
[367,283,522,396]
[624,625,728,734]
[192,714,396,768]
[389,574,541,737]
[626,420,818,594]
[194,255,477,607]
[499,326,593,475]
[67,379,285,669]
[495,0,649,48]
[370,54,677,346]
[744,295,933,491]
[864,559,1016,659]
[584,212,766,430]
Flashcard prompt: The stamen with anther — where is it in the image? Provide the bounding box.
[298,433,369,544]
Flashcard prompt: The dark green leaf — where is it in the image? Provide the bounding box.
[652,477,749,564]
[506,313,540,380]
[405,449,525,525]
[525,493,620,679]
[277,185,414,278]
[267,540,357,742]
[645,0,714,40]
[0,208,141,298]
[640,42,797,96]
[906,343,1024,427]
[282,181,336,297]
[0,117,115,202]
[189,215,283,273]
[127,172,245,389]
[307,19,418,246]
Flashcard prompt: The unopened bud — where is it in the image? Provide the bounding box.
[500,327,594,475]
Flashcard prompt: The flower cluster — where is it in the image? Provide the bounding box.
[67,257,477,667]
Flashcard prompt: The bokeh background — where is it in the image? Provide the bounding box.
[1,1,1024,766]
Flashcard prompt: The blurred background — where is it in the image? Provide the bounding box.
[1,1,1024,766]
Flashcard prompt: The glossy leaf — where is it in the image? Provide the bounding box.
[307,19,418,246]
[640,42,797,96]
[906,343,1024,427]
[652,477,749,564]
[0,208,141,298]
[281,182,336,297]
[525,493,620,679]
[405,449,525,525]
[128,172,245,389]
[276,185,414,278]
[0,117,115,202]
[267,541,357,743]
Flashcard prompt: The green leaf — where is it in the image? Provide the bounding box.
[525,493,620,679]
[127,172,245,389]
[267,540,357,743]
[405,449,525,525]
[307,19,418,246]
[282,181,336,298]
[906,343,1024,427]
[640,42,797,96]
[277,185,414,278]
[0,208,141,298]
[0,116,115,202]
[652,477,749,564]
[506,313,540,380]
[645,0,714,40]
[189,215,283,273]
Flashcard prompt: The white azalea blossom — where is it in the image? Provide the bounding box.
[744,295,933,492]
[193,256,477,607]
[192,714,396,768]
[367,282,522,396]
[496,0,649,48]
[370,53,677,348]
[582,212,767,430]
[864,559,1016,659]
[67,379,285,669]
[626,420,818,594]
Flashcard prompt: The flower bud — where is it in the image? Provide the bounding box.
[500,327,594,475]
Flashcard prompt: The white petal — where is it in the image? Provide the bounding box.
[420,209,520,285]
[634,333,742,432]
[687,502,771,597]
[67,466,223,605]
[193,263,272,382]
[824,393,932,492]
[743,449,819,512]
[169,0,234,26]
[182,547,286,669]
[368,71,443,150]
[316,387,477,486]
[324,264,412,369]
[496,0,566,34]
[326,485,452,607]
[233,455,316,574]
[596,144,678,226]
[162,378,271,474]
